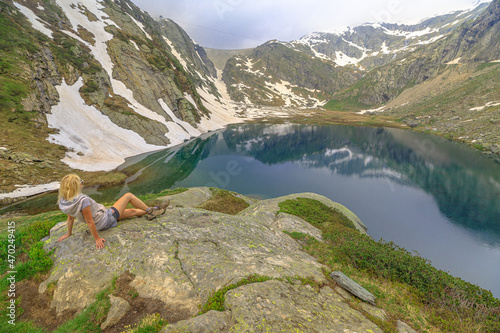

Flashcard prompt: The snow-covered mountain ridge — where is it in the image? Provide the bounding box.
[217,2,491,109]
[287,2,490,69]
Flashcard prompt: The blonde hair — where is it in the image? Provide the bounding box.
[58,174,82,202]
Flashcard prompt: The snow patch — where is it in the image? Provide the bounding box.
[469,101,500,111]
[415,34,445,45]
[158,99,198,144]
[264,79,325,108]
[446,57,462,65]
[357,106,385,115]
[13,2,53,38]
[54,0,117,78]
[61,29,90,46]
[342,38,368,52]
[0,182,60,200]
[46,78,164,171]
[380,41,390,55]
[163,36,188,70]
[130,39,140,51]
[127,13,152,40]
[334,51,366,66]
[382,26,439,39]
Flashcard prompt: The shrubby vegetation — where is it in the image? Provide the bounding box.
[278,198,500,332]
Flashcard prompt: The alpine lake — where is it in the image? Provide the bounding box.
[7,123,500,297]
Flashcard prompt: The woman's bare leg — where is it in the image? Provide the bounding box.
[119,208,147,220]
[112,193,148,219]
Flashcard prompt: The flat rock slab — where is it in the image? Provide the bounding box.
[330,271,376,305]
[162,280,382,333]
[42,195,330,317]
[161,187,213,208]
[161,310,230,333]
[41,189,381,331]
[274,212,323,241]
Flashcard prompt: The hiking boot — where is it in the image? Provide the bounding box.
[146,206,166,220]
[158,198,170,210]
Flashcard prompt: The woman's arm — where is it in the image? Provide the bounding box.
[82,206,106,249]
[57,215,75,242]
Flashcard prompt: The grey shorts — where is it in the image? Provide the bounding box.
[96,208,119,231]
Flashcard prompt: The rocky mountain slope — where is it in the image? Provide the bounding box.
[332,0,500,106]
[216,2,491,108]
[1,0,498,195]
[295,2,489,70]
[221,41,361,108]
[0,0,241,180]
[328,0,500,154]
[214,0,499,156]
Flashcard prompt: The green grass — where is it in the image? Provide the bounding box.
[52,286,112,333]
[475,62,499,72]
[122,313,166,333]
[323,96,369,111]
[278,197,356,230]
[280,197,500,332]
[198,274,274,314]
[0,212,65,332]
[136,187,188,204]
[197,188,250,215]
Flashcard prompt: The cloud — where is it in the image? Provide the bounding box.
[131,0,489,49]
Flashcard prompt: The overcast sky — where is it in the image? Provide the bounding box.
[131,0,490,49]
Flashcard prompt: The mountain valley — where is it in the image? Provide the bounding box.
[0,0,498,197]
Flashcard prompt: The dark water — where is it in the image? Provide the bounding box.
[7,124,500,296]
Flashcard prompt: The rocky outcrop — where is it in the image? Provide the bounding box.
[163,279,382,333]
[1,0,229,177]
[330,271,376,305]
[40,188,384,332]
[158,19,217,80]
[101,295,131,330]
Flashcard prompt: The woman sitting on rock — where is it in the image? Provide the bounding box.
[57,174,169,249]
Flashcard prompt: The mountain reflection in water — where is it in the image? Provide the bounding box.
[119,124,499,241]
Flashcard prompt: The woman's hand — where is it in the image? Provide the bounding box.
[57,233,71,242]
[95,237,106,249]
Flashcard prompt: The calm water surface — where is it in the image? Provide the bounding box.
[10,124,500,296]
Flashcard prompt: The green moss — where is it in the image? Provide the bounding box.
[199,274,274,314]
[197,189,250,215]
[278,198,356,230]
